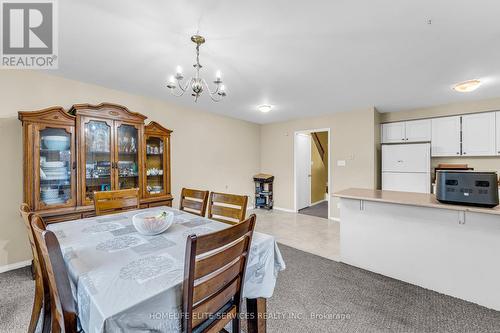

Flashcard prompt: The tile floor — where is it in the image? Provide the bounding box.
[251,208,340,261]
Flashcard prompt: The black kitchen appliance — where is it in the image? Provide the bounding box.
[436,171,499,208]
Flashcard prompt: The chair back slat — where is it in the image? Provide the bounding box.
[31,215,78,333]
[182,214,256,333]
[94,188,140,216]
[193,257,244,304]
[195,218,254,255]
[191,277,240,328]
[180,188,209,216]
[208,192,248,225]
[194,238,247,279]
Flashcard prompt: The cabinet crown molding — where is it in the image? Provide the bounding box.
[69,103,147,123]
[146,121,173,134]
[18,106,75,125]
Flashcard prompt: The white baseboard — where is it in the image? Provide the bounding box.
[273,206,297,213]
[0,259,32,274]
[310,199,327,206]
[329,217,340,222]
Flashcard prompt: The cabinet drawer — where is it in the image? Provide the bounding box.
[44,213,82,224]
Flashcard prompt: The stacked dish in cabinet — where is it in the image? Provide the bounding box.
[40,160,70,205]
[39,134,71,205]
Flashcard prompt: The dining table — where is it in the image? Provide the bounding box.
[46,206,286,333]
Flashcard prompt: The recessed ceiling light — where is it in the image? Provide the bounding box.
[453,80,482,93]
[258,104,272,113]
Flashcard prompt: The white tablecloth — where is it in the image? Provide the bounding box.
[47,207,285,333]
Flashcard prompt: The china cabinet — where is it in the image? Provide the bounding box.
[19,103,173,223]
[142,121,172,203]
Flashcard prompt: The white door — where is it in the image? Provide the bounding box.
[382,122,405,143]
[382,172,431,193]
[497,112,500,156]
[296,133,311,210]
[405,119,431,142]
[382,143,430,173]
[462,112,496,156]
[431,116,461,157]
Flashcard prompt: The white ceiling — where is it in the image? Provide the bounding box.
[55,0,500,124]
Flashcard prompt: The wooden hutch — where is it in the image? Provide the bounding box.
[19,103,173,223]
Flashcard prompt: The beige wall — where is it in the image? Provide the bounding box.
[260,107,378,219]
[0,70,260,268]
[380,98,500,177]
[311,131,328,203]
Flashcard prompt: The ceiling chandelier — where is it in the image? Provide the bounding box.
[166,35,226,102]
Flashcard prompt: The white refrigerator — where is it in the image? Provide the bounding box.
[382,142,431,193]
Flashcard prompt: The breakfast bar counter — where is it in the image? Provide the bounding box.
[333,188,500,215]
[334,188,500,311]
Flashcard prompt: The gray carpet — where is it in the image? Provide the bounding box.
[0,266,36,333]
[1,245,500,333]
[298,201,329,219]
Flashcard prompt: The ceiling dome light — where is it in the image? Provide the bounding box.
[453,80,481,93]
[258,105,272,113]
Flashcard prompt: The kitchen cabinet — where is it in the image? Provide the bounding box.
[381,119,431,143]
[431,116,461,157]
[496,112,500,155]
[461,112,496,156]
[382,122,406,143]
[405,119,431,142]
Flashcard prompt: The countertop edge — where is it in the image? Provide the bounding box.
[333,188,500,216]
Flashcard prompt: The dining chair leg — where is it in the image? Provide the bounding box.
[28,278,44,333]
[232,315,240,333]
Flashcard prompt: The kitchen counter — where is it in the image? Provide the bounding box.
[333,188,500,215]
[336,188,500,311]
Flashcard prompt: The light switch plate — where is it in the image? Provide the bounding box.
[337,160,346,167]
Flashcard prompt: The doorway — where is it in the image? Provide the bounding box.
[294,129,330,219]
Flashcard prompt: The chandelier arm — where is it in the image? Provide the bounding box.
[200,78,221,96]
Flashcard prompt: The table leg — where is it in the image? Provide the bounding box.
[246,298,267,333]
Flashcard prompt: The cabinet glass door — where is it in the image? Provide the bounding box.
[116,123,139,189]
[84,119,112,203]
[38,127,74,208]
[145,136,165,196]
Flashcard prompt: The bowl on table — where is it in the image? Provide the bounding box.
[43,136,70,151]
[132,210,174,236]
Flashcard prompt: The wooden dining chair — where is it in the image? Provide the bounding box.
[207,192,248,225]
[180,188,210,216]
[93,188,140,216]
[31,214,79,333]
[19,204,51,333]
[182,214,256,333]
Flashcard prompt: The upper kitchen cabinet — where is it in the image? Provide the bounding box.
[461,112,496,156]
[431,116,461,157]
[382,122,406,143]
[381,119,431,143]
[496,112,500,155]
[404,119,431,142]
